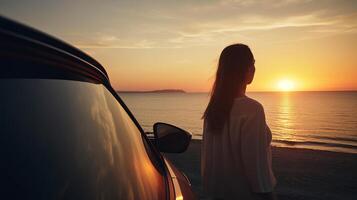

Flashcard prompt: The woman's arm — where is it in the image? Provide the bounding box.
[240,104,277,194]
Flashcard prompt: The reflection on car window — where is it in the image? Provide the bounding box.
[0,79,166,200]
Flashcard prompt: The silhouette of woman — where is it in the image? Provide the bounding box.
[201,44,277,200]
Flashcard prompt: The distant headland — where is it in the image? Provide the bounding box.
[116,89,186,93]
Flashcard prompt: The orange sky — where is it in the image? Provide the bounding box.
[1,0,356,92]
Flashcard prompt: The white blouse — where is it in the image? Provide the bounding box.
[201,96,276,200]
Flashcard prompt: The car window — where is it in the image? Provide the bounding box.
[0,79,166,200]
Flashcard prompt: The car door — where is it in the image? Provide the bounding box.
[0,77,171,199]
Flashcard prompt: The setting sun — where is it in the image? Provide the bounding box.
[277,80,295,92]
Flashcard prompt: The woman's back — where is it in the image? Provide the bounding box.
[201,96,276,200]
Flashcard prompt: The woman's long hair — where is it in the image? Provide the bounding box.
[203,44,254,132]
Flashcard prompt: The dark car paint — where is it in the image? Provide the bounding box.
[0,16,195,200]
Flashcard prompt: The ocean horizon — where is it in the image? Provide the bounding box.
[119,91,357,154]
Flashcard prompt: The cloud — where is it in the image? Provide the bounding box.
[49,0,357,49]
[70,33,184,49]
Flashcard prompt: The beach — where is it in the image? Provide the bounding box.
[164,140,357,200]
[122,92,357,199]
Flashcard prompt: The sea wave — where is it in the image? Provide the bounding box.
[272,139,357,154]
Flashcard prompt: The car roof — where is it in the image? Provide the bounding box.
[0,16,109,83]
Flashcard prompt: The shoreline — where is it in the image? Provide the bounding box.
[190,138,357,154]
[164,140,357,200]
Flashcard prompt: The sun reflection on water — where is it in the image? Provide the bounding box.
[276,93,297,142]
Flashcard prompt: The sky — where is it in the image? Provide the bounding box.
[1,0,357,92]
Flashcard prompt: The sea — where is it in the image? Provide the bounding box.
[119,92,357,154]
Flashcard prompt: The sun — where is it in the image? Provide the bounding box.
[277,79,295,92]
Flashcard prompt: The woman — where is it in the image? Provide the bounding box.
[201,44,277,200]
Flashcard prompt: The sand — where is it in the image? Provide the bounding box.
[164,139,357,200]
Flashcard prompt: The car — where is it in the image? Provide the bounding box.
[0,16,196,200]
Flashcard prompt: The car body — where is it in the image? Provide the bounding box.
[0,16,195,200]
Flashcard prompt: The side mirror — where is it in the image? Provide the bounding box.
[153,122,191,153]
